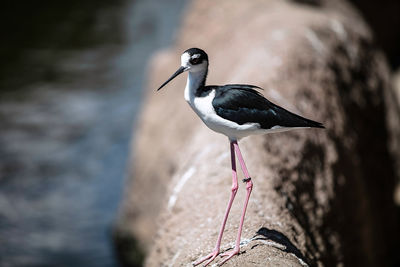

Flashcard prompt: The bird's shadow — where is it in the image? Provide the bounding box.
[253,227,313,266]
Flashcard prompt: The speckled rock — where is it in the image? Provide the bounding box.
[115,0,399,266]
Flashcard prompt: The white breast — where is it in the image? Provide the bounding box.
[184,74,262,140]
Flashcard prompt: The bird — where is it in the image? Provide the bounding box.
[157,48,324,266]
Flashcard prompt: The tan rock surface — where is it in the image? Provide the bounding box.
[116,0,399,266]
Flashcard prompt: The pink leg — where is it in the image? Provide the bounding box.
[193,141,239,266]
[220,140,253,265]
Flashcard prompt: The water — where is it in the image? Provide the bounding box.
[0,0,187,266]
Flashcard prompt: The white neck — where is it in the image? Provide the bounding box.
[184,70,207,103]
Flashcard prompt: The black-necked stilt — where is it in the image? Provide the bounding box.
[157,48,324,266]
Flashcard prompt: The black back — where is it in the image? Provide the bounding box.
[211,84,324,129]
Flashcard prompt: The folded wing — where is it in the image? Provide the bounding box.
[211,84,324,129]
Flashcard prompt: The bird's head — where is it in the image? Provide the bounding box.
[157,48,208,91]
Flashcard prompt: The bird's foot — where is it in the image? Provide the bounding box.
[218,248,240,266]
[193,248,220,266]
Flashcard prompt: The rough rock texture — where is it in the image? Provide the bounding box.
[116,0,400,266]
[348,0,400,68]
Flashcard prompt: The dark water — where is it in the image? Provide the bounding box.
[0,0,187,266]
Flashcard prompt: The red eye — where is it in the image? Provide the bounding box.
[190,57,200,64]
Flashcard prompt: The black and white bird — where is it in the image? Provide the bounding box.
[157,48,324,266]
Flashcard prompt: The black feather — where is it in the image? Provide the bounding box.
[211,84,324,129]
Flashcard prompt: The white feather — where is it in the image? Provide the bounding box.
[181,54,302,140]
[184,71,264,140]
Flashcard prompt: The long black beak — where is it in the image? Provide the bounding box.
[157,66,186,91]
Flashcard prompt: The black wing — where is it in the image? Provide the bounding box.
[211,84,324,129]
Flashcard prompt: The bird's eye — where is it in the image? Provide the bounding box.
[190,57,200,65]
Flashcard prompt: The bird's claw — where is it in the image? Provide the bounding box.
[218,249,239,266]
[193,249,219,266]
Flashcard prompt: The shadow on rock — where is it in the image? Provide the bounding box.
[254,227,314,266]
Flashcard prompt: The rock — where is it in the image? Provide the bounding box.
[347,0,400,68]
[115,0,400,266]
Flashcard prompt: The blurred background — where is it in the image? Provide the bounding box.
[0,0,186,266]
[0,0,399,267]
